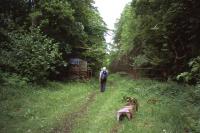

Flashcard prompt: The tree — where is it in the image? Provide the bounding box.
[112,0,200,80]
[0,0,107,80]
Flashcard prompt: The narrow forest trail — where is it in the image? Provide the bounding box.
[52,79,122,133]
[52,91,97,133]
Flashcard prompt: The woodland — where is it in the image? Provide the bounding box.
[1,0,200,83]
[111,0,200,83]
[1,0,200,132]
[0,0,107,82]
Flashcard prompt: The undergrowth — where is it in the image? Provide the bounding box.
[109,74,200,133]
[0,72,96,133]
[0,72,200,133]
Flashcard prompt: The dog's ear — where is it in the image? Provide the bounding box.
[132,98,137,103]
[127,97,132,101]
[126,99,129,103]
[130,97,134,101]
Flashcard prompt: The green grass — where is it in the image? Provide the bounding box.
[72,74,200,133]
[0,74,97,133]
[0,73,200,133]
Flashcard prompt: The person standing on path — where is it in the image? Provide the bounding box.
[99,67,108,92]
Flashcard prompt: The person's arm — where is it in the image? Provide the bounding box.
[99,71,102,82]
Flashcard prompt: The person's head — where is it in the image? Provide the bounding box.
[102,67,106,71]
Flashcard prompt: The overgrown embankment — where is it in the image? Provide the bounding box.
[0,73,200,133]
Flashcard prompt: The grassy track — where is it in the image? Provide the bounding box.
[1,74,199,133]
[72,75,190,133]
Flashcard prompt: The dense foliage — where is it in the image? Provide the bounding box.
[0,0,107,81]
[112,0,200,81]
[0,29,62,82]
[177,56,200,84]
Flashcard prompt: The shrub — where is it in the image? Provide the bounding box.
[0,28,62,82]
[177,56,200,84]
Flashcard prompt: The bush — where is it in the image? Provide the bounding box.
[177,56,200,84]
[0,28,62,82]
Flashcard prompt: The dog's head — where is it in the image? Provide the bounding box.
[122,96,131,102]
[123,96,138,111]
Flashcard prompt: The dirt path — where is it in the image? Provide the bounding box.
[52,91,97,133]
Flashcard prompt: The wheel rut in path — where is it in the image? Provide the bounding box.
[52,91,97,133]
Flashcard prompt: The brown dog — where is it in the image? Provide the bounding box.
[117,97,138,121]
